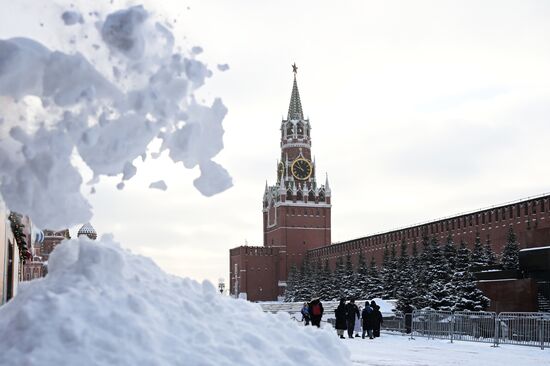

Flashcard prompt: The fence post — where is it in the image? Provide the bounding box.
[493,315,499,348]
[539,318,544,350]
[450,312,454,343]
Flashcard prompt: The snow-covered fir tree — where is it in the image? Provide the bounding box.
[317,260,333,300]
[483,237,497,265]
[443,234,457,271]
[284,264,299,302]
[356,251,369,299]
[365,256,384,299]
[412,234,431,308]
[449,239,489,311]
[501,227,520,270]
[294,259,314,301]
[331,256,346,299]
[342,253,357,299]
[425,237,453,310]
[381,243,398,299]
[471,232,486,267]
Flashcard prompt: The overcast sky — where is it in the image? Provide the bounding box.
[2,0,550,286]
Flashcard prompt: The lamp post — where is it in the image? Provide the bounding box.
[218,278,225,295]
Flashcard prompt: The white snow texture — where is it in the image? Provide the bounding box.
[0,3,232,230]
[0,236,350,365]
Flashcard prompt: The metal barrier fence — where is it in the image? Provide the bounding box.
[453,311,496,344]
[496,312,550,349]
[409,310,550,349]
[380,311,406,333]
[410,310,454,340]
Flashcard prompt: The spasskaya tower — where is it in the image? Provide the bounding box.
[263,63,331,253]
[230,64,331,301]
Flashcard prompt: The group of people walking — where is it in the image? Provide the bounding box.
[299,298,383,339]
[335,299,383,339]
[300,297,324,327]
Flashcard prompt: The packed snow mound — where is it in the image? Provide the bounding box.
[0,236,351,366]
[0,3,232,229]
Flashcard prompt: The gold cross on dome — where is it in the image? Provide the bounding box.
[292,63,298,74]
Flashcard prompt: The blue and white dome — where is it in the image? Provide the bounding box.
[77,222,97,240]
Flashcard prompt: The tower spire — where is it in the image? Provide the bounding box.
[287,63,304,120]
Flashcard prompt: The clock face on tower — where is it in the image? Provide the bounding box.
[291,158,313,180]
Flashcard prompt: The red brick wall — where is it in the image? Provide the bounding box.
[308,195,550,271]
[229,246,280,301]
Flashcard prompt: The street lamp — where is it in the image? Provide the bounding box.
[218,278,225,295]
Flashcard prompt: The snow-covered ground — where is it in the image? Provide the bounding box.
[343,333,549,365]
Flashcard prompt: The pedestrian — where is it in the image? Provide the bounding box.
[354,305,362,337]
[403,303,413,334]
[361,301,374,339]
[334,299,347,339]
[371,300,383,338]
[309,297,324,328]
[301,302,311,326]
[345,299,360,339]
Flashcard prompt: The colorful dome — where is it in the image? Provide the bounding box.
[77,222,97,240]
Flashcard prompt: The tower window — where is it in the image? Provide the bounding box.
[297,122,304,137]
[286,124,293,137]
[542,200,546,212]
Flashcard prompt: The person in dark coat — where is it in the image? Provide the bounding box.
[345,299,360,339]
[334,299,347,339]
[371,300,383,338]
[403,304,413,334]
[361,302,374,339]
[309,298,324,327]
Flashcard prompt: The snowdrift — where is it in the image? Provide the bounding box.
[0,236,350,365]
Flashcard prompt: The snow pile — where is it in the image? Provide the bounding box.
[0,236,350,365]
[0,3,232,230]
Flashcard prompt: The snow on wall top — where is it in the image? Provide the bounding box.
[0,236,351,365]
[0,3,232,229]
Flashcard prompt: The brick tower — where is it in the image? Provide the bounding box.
[229,65,332,301]
[262,64,332,296]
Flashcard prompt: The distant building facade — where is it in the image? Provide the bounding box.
[0,204,32,304]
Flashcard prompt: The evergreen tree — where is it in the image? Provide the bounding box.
[331,257,346,299]
[380,243,396,299]
[455,239,471,271]
[284,264,299,302]
[295,259,314,301]
[342,253,357,298]
[501,227,520,270]
[317,260,333,300]
[356,251,369,299]
[396,239,415,311]
[365,256,384,299]
[310,259,323,298]
[449,239,489,311]
[443,234,457,271]
[395,239,410,295]
[483,237,497,266]
[425,236,453,310]
[471,232,485,267]
[412,234,432,308]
